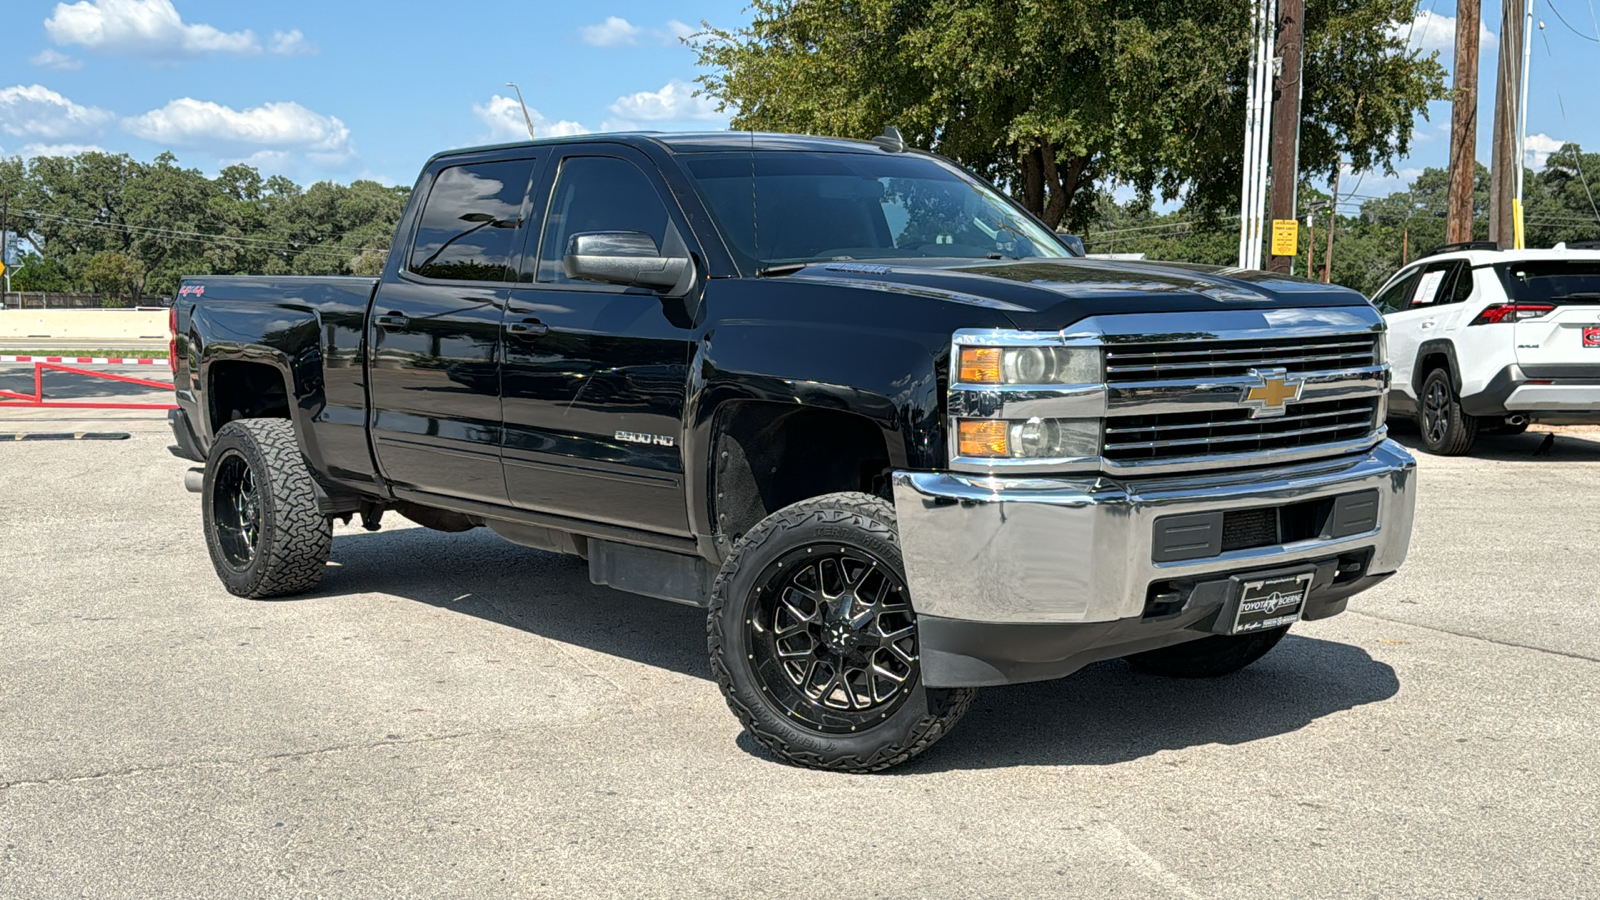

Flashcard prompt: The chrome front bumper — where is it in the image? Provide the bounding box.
[892,440,1417,625]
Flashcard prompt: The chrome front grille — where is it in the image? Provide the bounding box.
[1103,397,1381,464]
[1104,335,1379,383]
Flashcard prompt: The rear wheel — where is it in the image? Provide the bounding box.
[203,418,332,598]
[708,492,974,772]
[1123,627,1289,678]
[1417,367,1478,455]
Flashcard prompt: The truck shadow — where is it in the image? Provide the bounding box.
[317,526,1400,770]
[889,636,1398,772]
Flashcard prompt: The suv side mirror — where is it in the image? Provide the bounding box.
[1058,234,1087,257]
[564,231,691,292]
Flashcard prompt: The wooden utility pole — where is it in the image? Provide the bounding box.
[1323,168,1340,283]
[1489,0,1525,246]
[1445,0,1481,244]
[1266,0,1305,274]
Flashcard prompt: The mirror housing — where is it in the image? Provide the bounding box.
[564,231,692,292]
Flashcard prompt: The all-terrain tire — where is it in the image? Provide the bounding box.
[707,492,975,773]
[1417,367,1478,455]
[1123,627,1290,678]
[202,418,332,598]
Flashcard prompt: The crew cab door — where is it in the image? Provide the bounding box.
[499,146,698,536]
[367,154,541,504]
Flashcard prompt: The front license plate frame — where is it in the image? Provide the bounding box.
[1229,571,1314,634]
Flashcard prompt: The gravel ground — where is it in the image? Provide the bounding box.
[2,395,1597,898]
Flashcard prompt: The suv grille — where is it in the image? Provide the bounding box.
[1103,397,1380,464]
[1105,334,1379,383]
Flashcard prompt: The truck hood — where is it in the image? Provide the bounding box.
[780,257,1372,329]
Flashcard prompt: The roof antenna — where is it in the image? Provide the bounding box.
[872,125,907,152]
[505,82,537,140]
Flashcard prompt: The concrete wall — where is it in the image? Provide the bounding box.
[0,309,169,341]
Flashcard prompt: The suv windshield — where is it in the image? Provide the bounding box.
[1495,260,1600,303]
[682,151,1072,273]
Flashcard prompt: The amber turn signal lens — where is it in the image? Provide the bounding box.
[957,419,1009,457]
[958,347,1001,384]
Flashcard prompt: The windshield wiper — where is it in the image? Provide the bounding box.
[755,262,813,277]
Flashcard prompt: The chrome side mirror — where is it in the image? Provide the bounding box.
[563,231,692,292]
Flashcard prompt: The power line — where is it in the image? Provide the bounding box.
[1545,0,1600,39]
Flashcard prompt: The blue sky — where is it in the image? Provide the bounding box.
[0,0,1596,202]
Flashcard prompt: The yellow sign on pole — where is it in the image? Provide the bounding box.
[1270,219,1299,257]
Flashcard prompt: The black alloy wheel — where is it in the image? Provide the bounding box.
[202,418,332,598]
[1416,367,1478,455]
[708,492,974,773]
[210,450,260,570]
[747,544,918,733]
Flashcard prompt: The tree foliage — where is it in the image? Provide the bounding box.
[694,0,1446,231]
[0,151,410,298]
[1083,146,1600,296]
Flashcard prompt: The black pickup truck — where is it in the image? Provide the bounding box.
[170,131,1418,772]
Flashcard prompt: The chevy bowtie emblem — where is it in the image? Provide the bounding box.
[1241,367,1303,418]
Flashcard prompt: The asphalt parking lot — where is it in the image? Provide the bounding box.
[2,370,1598,898]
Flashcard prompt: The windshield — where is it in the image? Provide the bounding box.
[1495,260,1600,303]
[682,151,1072,273]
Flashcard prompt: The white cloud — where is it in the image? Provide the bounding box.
[608,79,723,122]
[579,16,641,47]
[579,16,697,47]
[123,98,353,160]
[0,84,115,141]
[472,94,589,142]
[44,0,260,57]
[269,29,315,56]
[1391,10,1497,60]
[660,19,696,44]
[19,142,105,157]
[29,48,84,70]
[1525,133,1566,169]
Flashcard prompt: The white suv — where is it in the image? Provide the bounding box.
[1372,242,1600,454]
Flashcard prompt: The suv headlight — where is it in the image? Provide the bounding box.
[957,345,1101,385]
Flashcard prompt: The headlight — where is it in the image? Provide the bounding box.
[957,345,1100,385]
[957,417,1101,459]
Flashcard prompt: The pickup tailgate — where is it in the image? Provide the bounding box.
[1505,260,1600,375]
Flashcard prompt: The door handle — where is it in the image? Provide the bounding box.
[374,313,410,330]
[506,318,549,338]
[1420,320,1435,329]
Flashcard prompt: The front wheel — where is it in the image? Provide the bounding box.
[202,418,332,598]
[707,492,974,772]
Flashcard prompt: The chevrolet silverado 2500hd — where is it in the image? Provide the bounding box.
[170,132,1418,772]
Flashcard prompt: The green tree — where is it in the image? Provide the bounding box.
[694,0,1446,230]
[82,250,146,303]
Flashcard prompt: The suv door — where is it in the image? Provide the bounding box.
[1373,265,1424,397]
[368,154,541,504]
[499,146,699,536]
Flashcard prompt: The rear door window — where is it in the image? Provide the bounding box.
[1407,261,1457,309]
[1495,260,1600,304]
[409,159,538,282]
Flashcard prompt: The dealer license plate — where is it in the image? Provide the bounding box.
[1232,572,1314,634]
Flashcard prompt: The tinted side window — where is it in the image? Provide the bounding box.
[1373,269,1420,314]
[1443,263,1475,304]
[409,159,536,282]
[1408,262,1456,309]
[536,156,671,284]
